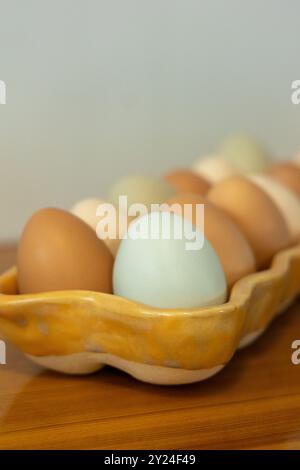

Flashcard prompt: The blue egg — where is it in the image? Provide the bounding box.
[113,212,227,309]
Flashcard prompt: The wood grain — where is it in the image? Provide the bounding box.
[0,245,300,449]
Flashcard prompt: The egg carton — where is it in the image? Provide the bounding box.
[0,243,300,385]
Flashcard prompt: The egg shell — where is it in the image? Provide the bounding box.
[192,155,238,183]
[113,211,227,309]
[293,151,300,166]
[268,162,300,199]
[249,174,300,242]
[165,193,256,288]
[71,198,106,231]
[17,208,114,294]
[71,198,131,257]
[108,175,175,211]
[219,134,270,174]
[163,168,211,195]
[207,176,292,269]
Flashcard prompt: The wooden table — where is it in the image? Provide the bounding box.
[0,245,300,450]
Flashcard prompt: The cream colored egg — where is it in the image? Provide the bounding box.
[192,155,238,183]
[71,198,130,257]
[249,175,300,242]
[71,198,105,231]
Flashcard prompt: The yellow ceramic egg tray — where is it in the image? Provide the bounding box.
[0,243,300,385]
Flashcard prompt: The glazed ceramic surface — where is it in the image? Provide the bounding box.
[0,243,299,384]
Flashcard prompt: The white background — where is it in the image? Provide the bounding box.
[0,0,300,239]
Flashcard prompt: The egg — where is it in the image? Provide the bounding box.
[113,211,227,309]
[71,197,131,257]
[249,174,300,242]
[17,208,114,294]
[192,155,238,183]
[268,162,300,198]
[219,134,271,174]
[108,175,175,211]
[207,176,292,269]
[163,168,211,195]
[165,193,256,288]
[293,151,300,167]
[71,198,106,230]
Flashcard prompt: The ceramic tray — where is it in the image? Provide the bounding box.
[0,244,300,385]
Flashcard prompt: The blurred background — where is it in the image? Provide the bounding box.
[0,0,300,240]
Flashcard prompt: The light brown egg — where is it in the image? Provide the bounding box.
[17,208,114,294]
[207,176,292,269]
[268,162,300,198]
[163,168,211,196]
[165,193,256,288]
[293,151,300,167]
[71,198,132,257]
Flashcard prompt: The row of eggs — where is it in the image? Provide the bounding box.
[17,135,300,309]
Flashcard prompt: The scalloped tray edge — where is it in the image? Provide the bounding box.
[0,243,299,384]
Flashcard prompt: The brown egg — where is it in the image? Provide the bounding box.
[207,176,292,269]
[17,208,114,294]
[268,162,300,198]
[163,168,211,196]
[165,193,256,288]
